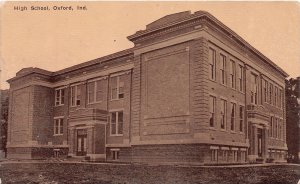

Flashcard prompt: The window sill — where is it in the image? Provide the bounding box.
[208,126,217,131]
[87,101,103,105]
[208,78,217,83]
[238,90,245,95]
[70,105,80,108]
[53,134,63,136]
[54,104,64,107]
[220,83,227,87]
[110,134,123,137]
[110,98,124,102]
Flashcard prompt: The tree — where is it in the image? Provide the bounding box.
[286,77,300,163]
[0,90,9,157]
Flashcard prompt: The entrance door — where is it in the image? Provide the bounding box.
[257,128,263,157]
[77,129,87,156]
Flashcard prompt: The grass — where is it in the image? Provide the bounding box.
[0,162,299,184]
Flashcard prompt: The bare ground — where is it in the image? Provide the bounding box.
[0,162,299,184]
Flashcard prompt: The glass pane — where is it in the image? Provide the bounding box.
[210,113,214,127]
[96,91,102,101]
[96,81,102,101]
[88,82,95,103]
[118,122,123,134]
[111,123,116,135]
[77,138,81,151]
[61,89,65,104]
[56,90,60,98]
[60,119,63,134]
[77,86,81,96]
[208,48,214,65]
[118,112,123,123]
[111,112,116,134]
[111,112,116,123]
[112,88,117,99]
[55,126,59,135]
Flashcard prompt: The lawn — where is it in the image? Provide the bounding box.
[0,162,299,184]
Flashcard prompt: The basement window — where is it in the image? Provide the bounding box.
[111,149,120,160]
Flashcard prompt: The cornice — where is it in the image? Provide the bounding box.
[128,11,288,78]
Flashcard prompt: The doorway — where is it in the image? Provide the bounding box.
[77,129,87,156]
[257,128,263,157]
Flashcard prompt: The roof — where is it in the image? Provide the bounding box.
[128,10,289,77]
[53,48,133,76]
[7,48,134,83]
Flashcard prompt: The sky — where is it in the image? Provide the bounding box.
[0,1,299,89]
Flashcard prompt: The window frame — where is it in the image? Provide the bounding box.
[220,99,227,130]
[274,86,278,107]
[219,53,226,85]
[263,79,268,103]
[229,59,236,89]
[230,102,236,131]
[211,149,218,162]
[53,117,64,136]
[87,79,104,104]
[70,85,81,107]
[239,105,244,133]
[110,75,125,100]
[208,48,216,81]
[55,88,65,106]
[269,83,273,105]
[110,111,124,136]
[209,96,216,127]
[250,73,258,104]
[270,117,273,138]
[238,65,244,92]
[279,89,283,108]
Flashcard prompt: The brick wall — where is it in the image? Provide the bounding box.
[32,86,54,145]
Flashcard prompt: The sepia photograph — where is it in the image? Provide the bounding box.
[0,1,299,183]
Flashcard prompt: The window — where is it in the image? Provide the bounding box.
[211,149,218,161]
[278,120,282,139]
[54,118,64,135]
[55,88,65,106]
[220,99,226,129]
[275,118,278,138]
[111,150,120,160]
[274,86,278,106]
[239,106,244,132]
[87,80,103,104]
[233,150,238,162]
[208,48,216,81]
[110,111,123,135]
[240,151,246,162]
[250,74,258,104]
[271,117,275,138]
[209,96,216,127]
[222,150,229,162]
[269,84,273,105]
[220,54,226,85]
[229,60,236,89]
[263,80,268,103]
[270,117,273,137]
[111,76,125,100]
[71,85,81,106]
[279,89,283,108]
[230,102,236,131]
[238,65,244,92]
